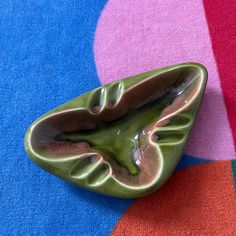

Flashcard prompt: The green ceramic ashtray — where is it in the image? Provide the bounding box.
[24,62,207,198]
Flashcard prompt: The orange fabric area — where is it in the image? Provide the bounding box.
[112,161,236,236]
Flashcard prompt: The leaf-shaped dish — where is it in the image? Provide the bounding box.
[24,62,207,198]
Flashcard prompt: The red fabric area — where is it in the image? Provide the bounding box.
[203,0,236,150]
[112,162,236,236]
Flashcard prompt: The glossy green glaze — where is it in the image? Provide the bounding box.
[24,62,207,198]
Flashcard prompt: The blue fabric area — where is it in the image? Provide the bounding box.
[0,1,212,235]
[0,1,132,236]
[176,154,211,170]
[176,154,211,171]
[231,160,236,189]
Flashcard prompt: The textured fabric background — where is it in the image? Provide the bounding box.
[0,0,235,235]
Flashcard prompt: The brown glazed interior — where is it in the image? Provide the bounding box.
[30,66,202,186]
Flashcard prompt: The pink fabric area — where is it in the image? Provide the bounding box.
[94,0,235,160]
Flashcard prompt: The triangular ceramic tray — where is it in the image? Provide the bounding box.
[25,62,207,198]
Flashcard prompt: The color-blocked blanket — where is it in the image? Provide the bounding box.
[0,1,235,235]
